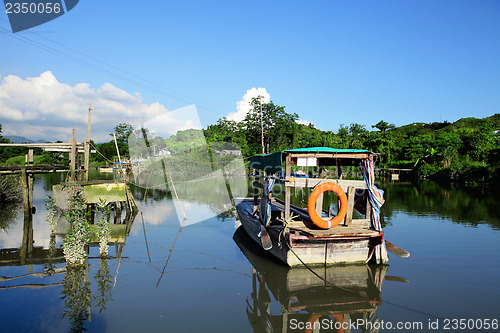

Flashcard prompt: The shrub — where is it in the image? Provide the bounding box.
[62,190,91,267]
[0,175,21,203]
[45,192,58,234]
[96,199,111,257]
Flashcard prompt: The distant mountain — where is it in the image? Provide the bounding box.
[4,136,49,143]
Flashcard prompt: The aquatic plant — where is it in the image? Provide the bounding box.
[96,199,111,257]
[94,258,113,313]
[45,192,58,234]
[61,265,93,332]
[62,190,91,267]
[0,175,22,203]
[44,233,57,276]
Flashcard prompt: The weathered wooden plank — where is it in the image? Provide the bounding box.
[289,225,380,238]
[285,178,367,190]
[125,186,138,213]
[44,147,91,153]
[253,170,260,215]
[53,183,127,209]
[366,197,372,227]
[83,183,127,204]
[0,143,78,147]
[344,187,356,226]
[350,219,370,228]
[285,154,291,219]
[325,239,370,264]
[20,168,28,211]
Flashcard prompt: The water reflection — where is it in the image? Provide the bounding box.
[382,181,500,229]
[234,227,391,333]
[60,258,114,332]
[61,265,93,332]
[0,203,20,231]
[0,175,137,331]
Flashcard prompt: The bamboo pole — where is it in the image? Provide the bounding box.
[113,133,125,181]
[84,104,92,181]
[285,154,291,219]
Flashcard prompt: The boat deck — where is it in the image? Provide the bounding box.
[235,198,380,239]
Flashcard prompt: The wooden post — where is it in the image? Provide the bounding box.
[344,186,356,226]
[285,154,291,219]
[27,149,33,166]
[77,154,82,180]
[84,104,92,181]
[253,170,260,215]
[115,202,122,224]
[27,150,34,214]
[70,129,77,181]
[20,167,29,216]
[87,204,94,224]
[20,167,33,265]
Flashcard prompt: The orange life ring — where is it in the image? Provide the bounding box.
[307,182,348,229]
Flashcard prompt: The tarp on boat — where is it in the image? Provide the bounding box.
[284,147,371,154]
[248,147,372,174]
[248,152,283,174]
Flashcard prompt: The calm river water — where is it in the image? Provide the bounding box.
[0,173,499,332]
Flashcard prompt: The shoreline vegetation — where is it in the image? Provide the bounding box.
[1,101,500,198]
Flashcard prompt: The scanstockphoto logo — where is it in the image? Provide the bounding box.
[3,0,79,33]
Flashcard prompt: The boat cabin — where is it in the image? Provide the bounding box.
[235,147,389,266]
[249,147,375,227]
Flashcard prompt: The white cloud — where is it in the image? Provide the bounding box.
[141,104,202,139]
[227,87,270,122]
[296,119,314,126]
[0,71,170,142]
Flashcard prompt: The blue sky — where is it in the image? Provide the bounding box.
[0,0,499,142]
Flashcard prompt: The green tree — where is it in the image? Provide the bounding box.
[372,120,395,133]
[241,97,298,154]
[336,123,367,149]
[112,123,133,145]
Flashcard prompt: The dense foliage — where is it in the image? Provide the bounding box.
[1,104,499,184]
[205,101,500,184]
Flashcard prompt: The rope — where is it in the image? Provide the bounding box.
[89,142,114,164]
[279,224,463,329]
[140,169,153,263]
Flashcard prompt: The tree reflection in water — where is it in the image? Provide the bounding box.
[94,258,113,314]
[61,265,93,332]
[61,258,113,332]
[0,202,20,231]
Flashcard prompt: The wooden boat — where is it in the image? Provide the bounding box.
[234,147,390,266]
[233,227,389,332]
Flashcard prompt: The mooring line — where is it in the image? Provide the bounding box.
[155,220,185,289]
[283,235,488,333]
[140,169,153,263]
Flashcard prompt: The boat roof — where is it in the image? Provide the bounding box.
[248,147,373,174]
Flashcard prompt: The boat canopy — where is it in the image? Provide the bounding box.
[248,147,373,174]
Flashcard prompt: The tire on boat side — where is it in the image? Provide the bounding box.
[307,182,348,229]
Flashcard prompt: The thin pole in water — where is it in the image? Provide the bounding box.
[113,133,125,180]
